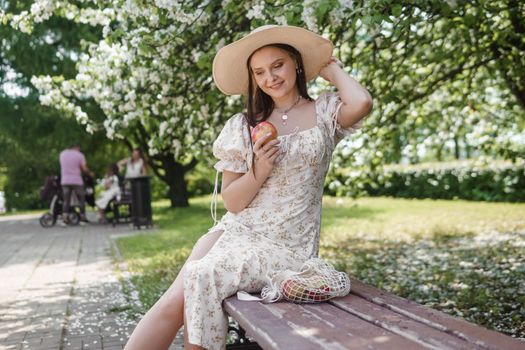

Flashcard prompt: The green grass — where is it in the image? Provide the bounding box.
[115,198,220,308]
[0,208,43,216]
[116,196,525,339]
[321,196,525,243]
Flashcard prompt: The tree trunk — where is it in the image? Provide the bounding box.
[464,134,471,159]
[163,160,190,207]
[436,145,443,162]
[454,135,460,160]
[390,128,403,163]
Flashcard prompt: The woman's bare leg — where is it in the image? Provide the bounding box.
[97,208,106,222]
[124,230,223,350]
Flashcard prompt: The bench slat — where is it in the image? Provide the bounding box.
[348,278,525,350]
[330,294,475,349]
[224,296,429,350]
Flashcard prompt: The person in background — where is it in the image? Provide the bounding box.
[117,148,148,179]
[95,163,121,224]
[59,142,94,226]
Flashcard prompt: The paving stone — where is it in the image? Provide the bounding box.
[2,332,25,343]
[0,215,148,350]
[0,215,185,350]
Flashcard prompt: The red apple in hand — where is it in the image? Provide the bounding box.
[251,121,278,145]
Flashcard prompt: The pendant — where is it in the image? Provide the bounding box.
[281,114,288,125]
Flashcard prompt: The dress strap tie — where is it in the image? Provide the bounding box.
[330,100,344,137]
[210,170,220,225]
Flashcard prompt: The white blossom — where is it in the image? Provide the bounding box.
[274,15,287,26]
[301,1,318,32]
[172,139,181,158]
[246,4,265,20]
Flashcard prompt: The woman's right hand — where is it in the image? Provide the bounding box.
[253,133,280,178]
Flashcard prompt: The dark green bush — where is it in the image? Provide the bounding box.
[186,163,215,197]
[325,160,525,202]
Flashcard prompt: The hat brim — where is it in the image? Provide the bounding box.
[213,25,333,96]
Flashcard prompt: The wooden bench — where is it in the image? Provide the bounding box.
[224,277,524,349]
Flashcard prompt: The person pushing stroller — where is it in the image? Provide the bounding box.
[59,142,94,226]
[39,173,95,227]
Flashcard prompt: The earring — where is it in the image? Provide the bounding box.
[296,67,303,74]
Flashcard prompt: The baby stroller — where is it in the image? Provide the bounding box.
[39,174,95,227]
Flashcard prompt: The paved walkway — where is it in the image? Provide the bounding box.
[0,213,184,349]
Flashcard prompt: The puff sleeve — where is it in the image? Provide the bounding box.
[213,113,252,173]
[317,91,363,149]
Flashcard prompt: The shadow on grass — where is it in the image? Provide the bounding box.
[321,230,525,340]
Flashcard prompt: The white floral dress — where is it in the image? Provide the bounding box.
[183,91,362,349]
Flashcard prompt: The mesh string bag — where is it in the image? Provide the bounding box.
[237,258,351,303]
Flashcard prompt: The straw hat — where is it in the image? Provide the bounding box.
[212,25,333,95]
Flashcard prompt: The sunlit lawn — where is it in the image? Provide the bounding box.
[116,195,525,339]
[0,208,42,216]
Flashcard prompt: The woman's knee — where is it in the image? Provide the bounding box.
[183,259,217,289]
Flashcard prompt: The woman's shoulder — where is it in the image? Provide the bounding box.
[218,112,249,138]
[314,90,338,105]
[214,112,250,152]
[314,90,341,117]
[224,112,247,128]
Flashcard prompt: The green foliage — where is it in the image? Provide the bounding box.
[0,96,127,210]
[2,0,524,209]
[0,0,118,210]
[150,175,169,202]
[185,163,215,197]
[326,159,525,202]
[0,167,6,190]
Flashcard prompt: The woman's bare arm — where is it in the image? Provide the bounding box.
[117,158,129,171]
[220,134,280,213]
[141,161,148,175]
[319,58,373,128]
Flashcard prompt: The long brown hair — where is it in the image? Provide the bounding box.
[244,44,313,172]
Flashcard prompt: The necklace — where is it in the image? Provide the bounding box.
[275,96,302,125]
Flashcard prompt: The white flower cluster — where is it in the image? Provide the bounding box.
[30,0,56,23]
[31,75,95,130]
[10,0,369,162]
[2,0,115,33]
[78,7,115,26]
[6,10,33,33]
[246,3,265,20]
[301,0,318,32]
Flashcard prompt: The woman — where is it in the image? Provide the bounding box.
[95,163,121,223]
[117,148,148,179]
[125,25,372,350]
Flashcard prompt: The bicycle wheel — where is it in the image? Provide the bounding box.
[39,213,56,228]
[68,212,80,226]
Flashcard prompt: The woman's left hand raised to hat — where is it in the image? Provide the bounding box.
[319,57,344,83]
